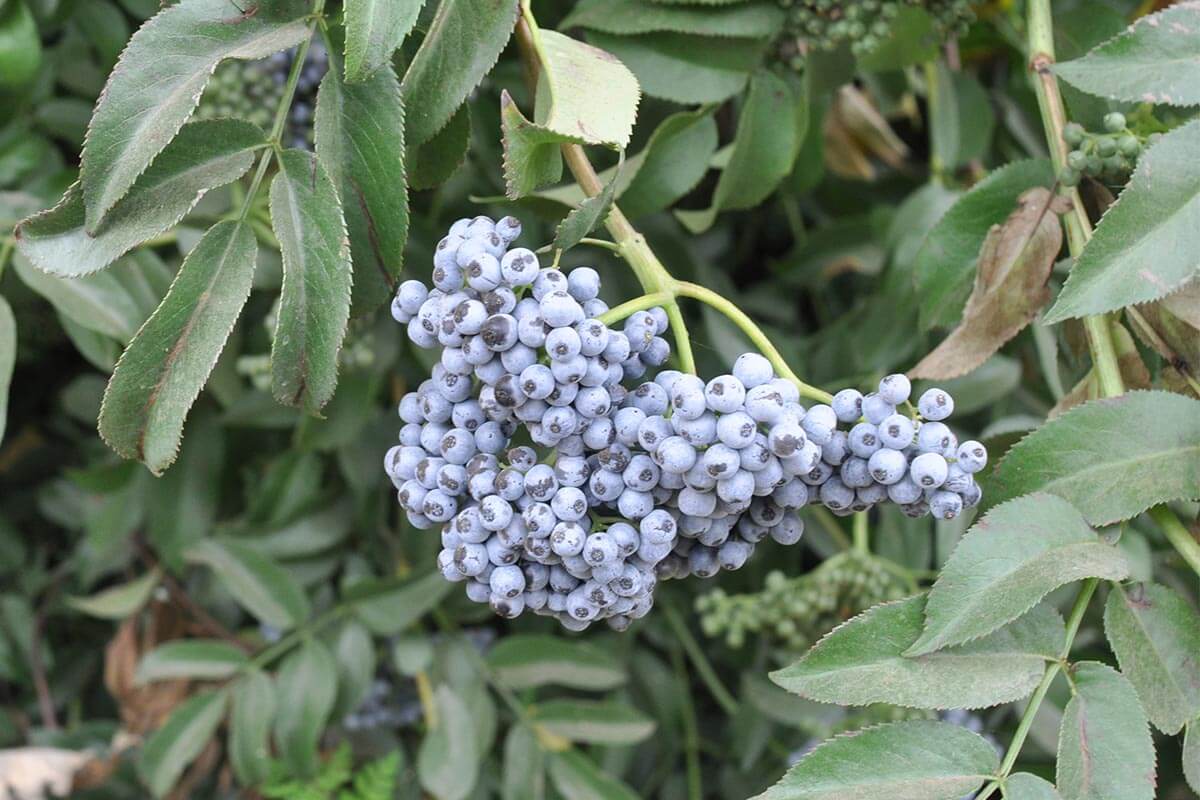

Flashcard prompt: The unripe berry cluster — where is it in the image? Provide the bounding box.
[696,552,906,652]
[386,216,987,630]
[1059,113,1158,187]
[774,0,974,66]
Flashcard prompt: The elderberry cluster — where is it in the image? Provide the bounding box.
[385,215,987,630]
[774,0,974,66]
[1059,112,1157,187]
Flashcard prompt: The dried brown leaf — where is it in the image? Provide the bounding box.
[911,188,1068,379]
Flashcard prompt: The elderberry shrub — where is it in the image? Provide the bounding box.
[387,216,987,630]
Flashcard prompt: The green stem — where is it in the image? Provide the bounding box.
[579,236,621,253]
[670,646,704,800]
[0,236,14,282]
[675,281,832,403]
[852,511,869,554]
[598,292,676,326]
[922,61,946,185]
[237,0,325,223]
[809,505,853,551]
[1150,505,1200,579]
[663,601,740,716]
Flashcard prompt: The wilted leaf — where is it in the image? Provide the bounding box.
[771,596,1062,710]
[753,720,999,800]
[229,668,275,787]
[908,494,1128,655]
[1055,4,1200,106]
[16,119,263,277]
[136,639,248,684]
[911,188,1067,380]
[269,149,352,413]
[1128,287,1200,397]
[343,0,421,83]
[98,220,256,474]
[184,537,310,629]
[138,690,227,798]
[315,60,407,314]
[79,0,309,229]
[1047,120,1200,322]
[986,391,1200,525]
[487,635,625,691]
[1104,582,1200,734]
[401,0,518,147]
[1057,662,1156,800]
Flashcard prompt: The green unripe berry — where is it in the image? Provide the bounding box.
[1059,167,1080,187]
[1086,155,1104,175]
[1118,134,1140,157]
[1062,122,1085,147]
[1103,111,1126,133]
[1095,136,1117,157]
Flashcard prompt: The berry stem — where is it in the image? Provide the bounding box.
[598,291,676,327]
[675,281,833,404]
[852,511,869,554]
[236,0,325,223]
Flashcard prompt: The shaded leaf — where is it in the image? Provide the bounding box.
[273,639,337,778]
[501,91,569,199]
[531,701,655,745]
[145,405,224,567]
[400,0,518,147]
[1047,120,1200,322]
[908,494,1128,655]
[548,750,640,800]
[330,619,375,719]
[269,149,352,413]
[914,159,1055,330]
[138,690,227,798]
[752,720,999,800]
[136,639,248,683]
[911,188,1066,380]
[315,59,407,314]
[502,724,546,800]
[1057,662,1156,800]
[487,635,625,691]
[619,107,718,218]
[408,101,471,190]
[1185,722,1200,796]
[771,595,1062,710]
[98,220,256,474]
[79,0,309,229]
[1103,582,1200,734]
[1055,4,1200,107]
[65,570,159,619]
[986,391,1200,525]
[588,30,764,104]
[553,168,618,252]
[184,537,310,629]
[562,0,783,37]
[417,684,479,800]
[343,0,421,82]
[229,668,276,787]
[352,571,454,635]
[13,253,144,341]
[1005,773,1064,800]
[856,7,938,72]
[0,295,13,447]
[16,119,263,277]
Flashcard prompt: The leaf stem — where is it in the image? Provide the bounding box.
[237,0,325,223]
[670,645,704,800]
[579,236,621,253]
[675,281,832,403]
[662,601,740,717]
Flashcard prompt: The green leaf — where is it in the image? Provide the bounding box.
[531,701,655,745]
[587,31,764,104]
[677,70,798,233]
[13,253,145,341]
[928,64,995,171]
[315,59,407,314]
[855,7,938,72]
[553,170,618,252]
[97,220,256,474]
[501,92,569,199]
[138,689,227,798]
[1185,722,1200,796]
[486,634,626,690]
[1047,120,1200,321]
[771,595,1062,710]
[274,640,338,778]
[562,0,782,37]
[908,494,1128,655]
[618,107,718,219]
[502,724,545,800]
[1055,4,1200,107]
[330,619,375,720]
[136,639,248,683]
[79,0,310,230]
[752,720,999,800]
[534,30,641,149]
[269,148,352,413]
[1057,662,1156,800]
[400,0,518,147]
[417,684,479,800]
[16,119,263,277]
[146,405,224,568]
[548,750,639,800]
[1005,774,1064,800]
[0,295,13,448]
[343,0,421,82]
[229,668,276,787]
[985,391,1200,526]
[353,571,454,635]
[66,569,159,619]
[184,536,310,629]
[914,159,1055,330]
[408,100,471,190]
[1103,582,1200,734]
